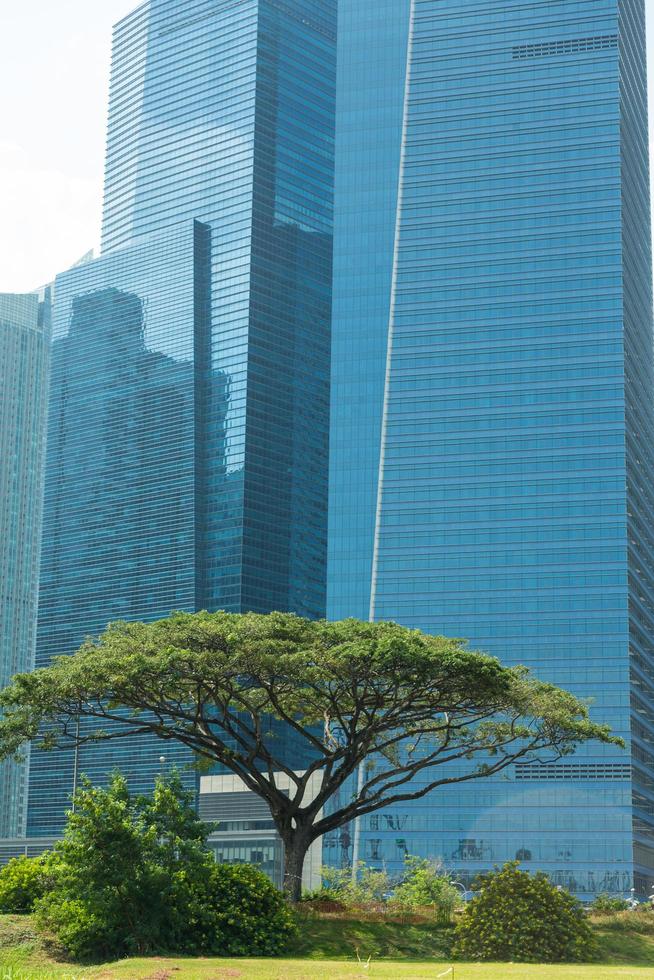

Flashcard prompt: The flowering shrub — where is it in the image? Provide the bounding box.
[198,863,297,956]
[453,862,597,963]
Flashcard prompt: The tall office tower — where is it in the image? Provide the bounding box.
[28,0,335,836]
[328,0,654,897]
[0,293,50,838]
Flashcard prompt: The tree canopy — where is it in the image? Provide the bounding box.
[0,611,620,899]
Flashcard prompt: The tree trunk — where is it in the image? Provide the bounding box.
[282,833,311,903]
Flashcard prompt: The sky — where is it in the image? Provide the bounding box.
[0,1,136,292]
[1,0,654,292]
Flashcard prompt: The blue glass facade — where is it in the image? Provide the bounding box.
[28,0,335,836]
[328,0,654,898]
[29,228,202,835]
[0,293,50,838]
[102,0,335,617]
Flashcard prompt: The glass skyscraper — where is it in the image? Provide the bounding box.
[0,293,50,838]
[28,0,335,836]
[328,0,654,898]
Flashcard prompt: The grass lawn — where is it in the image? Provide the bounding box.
[1,910,654,979]
[0,957,652,979]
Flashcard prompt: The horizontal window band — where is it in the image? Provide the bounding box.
[515,762,631,781]
[513,36,618,61]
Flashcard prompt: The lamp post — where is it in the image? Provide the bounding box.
[350,762,365,881]
[71,715,81,813]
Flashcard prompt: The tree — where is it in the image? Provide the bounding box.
[452,862,597,962]
[0,612,619,901]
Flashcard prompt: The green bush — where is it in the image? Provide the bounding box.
[195,863,297,956]
[591,892,631,914]
[0,856,49,914]
[453,862,597,963]
[34,772,295,961]
[392,857,459,922]
[34,774,185,959]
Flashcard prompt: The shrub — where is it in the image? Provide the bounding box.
[591,892,630,914]
[310,857,459,921]
[0,856,49,914]
[34,774,184,960]
[195,863,297,956]
[453,862,597,963]
[392,857,459,922]
[34,772,295,961]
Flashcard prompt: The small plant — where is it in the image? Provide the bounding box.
[392,857,459,922]
[0,856,50,914]
[318,862,392,908]
[299,886,346,911]
[453,862,597,963]
[591,892,630,914]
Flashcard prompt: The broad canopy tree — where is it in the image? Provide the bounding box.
[0,612,619,900]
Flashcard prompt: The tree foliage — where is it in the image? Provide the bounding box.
[0,611,620,899]
[33,772,295,961]
[453,862,597,963]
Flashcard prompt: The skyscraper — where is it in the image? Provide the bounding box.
[28,0,335,837]
[328,0,654,897]
[0,292,50,838]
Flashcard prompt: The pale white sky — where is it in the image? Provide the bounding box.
[0,0,136,292]
[1,0,654,293]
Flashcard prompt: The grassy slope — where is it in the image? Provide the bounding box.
[594,909,654,966]
[292,909,654,966]
[291,911,455,959]
[0,910,653,978]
